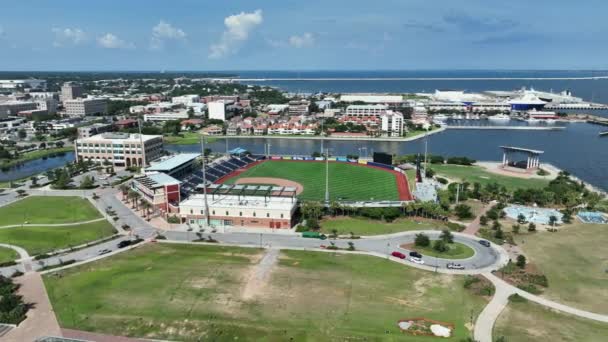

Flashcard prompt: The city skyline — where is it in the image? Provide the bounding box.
[1,0,608,71]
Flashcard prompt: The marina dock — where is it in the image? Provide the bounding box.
[445,126,566,131]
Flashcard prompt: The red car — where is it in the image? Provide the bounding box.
[391,251,406,259]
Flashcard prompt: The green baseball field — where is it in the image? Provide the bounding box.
[223,160,402,201]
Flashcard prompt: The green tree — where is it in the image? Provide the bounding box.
[440,229,454,244]
[512,224,520,234]
[528,222,536,232]
[548,215,558,226]
[433,239,449,252]
[79,175,95,189]
[517,213,527,224]
[454,204,473,219]
[492,220,502,231]
[479,215,488,226]
[516,255,526,268]
[494,227,504,240]
[414,233,430,247]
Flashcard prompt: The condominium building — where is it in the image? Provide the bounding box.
[380,111,404,137]
[61,82,84,100]
[143,111,189,123]
[75,132,163,167]
[208,100,235,121]
[345,104,388,117]
[64,98,108,116]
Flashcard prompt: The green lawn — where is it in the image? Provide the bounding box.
[0,196,102,226]
[0,220,116,255]
[224,160,400,201]
[430,164,549,191]
[514,223,608,314]
[410,242,476,259]
[494,299,608,342]
[45,243,487,341]
[163,132,218,145]
[320,216,449,236]
[0,247,19,264]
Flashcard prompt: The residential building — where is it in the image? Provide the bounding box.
[64,98,108,116]
[143,111,189,123]
[75,132,163,167]
[208,100,235,121]
[61,82,84,100]
[77,122,114,138]
[380,111,404,137]
[288,100,310,116]
[202,125,223,136]
[345,104,388,117]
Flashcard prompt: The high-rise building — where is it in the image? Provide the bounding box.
[61,82,84,101]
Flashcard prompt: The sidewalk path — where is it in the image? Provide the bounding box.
[0,218,106,229]
[0,243,32,272]
[3,273,62,342]
[462,202,494,236]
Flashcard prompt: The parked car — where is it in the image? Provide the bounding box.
[117,240,132,248]
[409,251,423,258]
[98,249,112,255]
[410,257,424,265]
[391,251,406,259]
[478,240,491,247]
[447,263,465,270]
[302,231,327,240]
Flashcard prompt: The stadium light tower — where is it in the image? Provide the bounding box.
[200,136,210,227]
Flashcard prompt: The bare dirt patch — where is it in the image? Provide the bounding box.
[241,248,280,300]
[233,177,304,195]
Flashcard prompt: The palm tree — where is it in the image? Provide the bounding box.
[141,201,152,218]
[119,184,129,201]
[127,190,139,209]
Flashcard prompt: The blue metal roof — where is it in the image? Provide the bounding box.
[146,153,201,172]
[228,147,247,154]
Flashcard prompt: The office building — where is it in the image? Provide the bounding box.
[64,98,108,116]
[143,111,189,123]
[77,122,114,138]
[61,82,84,100]
[0,101,38,118]
[0,79,47,92]
[171,94,200,105]
[208,100,235,121]
[75,132,163,167]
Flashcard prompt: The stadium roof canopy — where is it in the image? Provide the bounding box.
[228,147,247,155]
[197,183,297,197]
[146,153,200,172]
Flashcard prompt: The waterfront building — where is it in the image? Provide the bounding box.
[202,125,223,135]
[64,98,108,116]
[508,93,547,112]
[381,111,404,137]
[60,82,84,100]
[75,132,163,167]
[345,104,388,117]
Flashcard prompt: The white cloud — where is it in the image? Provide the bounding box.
[97,33,134,49]
[151,20,186,49]
[52,27,86,47]
[288,32,315,48]
[209,9,263,59]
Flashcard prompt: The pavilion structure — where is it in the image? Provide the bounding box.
[500,146,544,170]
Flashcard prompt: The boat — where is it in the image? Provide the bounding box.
[600,131,608,137]
[526,118,540,124]
[488,114,510,121]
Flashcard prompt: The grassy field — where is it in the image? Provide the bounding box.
[514,223,608,314]
[0,247,19,264]
[45,243,487,341]
[224,160,400,201]
[0,220,116,255]
[430,164,549,191]
[0,196,102,226]
[163,132,218,145]
[494,299,608,342]
[320,216,449,235]
[409,242,475,259]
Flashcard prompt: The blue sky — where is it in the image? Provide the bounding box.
[1,0,607,70]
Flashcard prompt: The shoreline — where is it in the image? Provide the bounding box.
[216,127,446,142]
